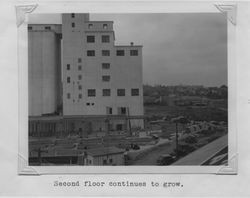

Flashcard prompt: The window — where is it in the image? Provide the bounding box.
[67,77,70,83]
[121,107,126,115]
[102,63,110,69]
[131,88,139,96]
[87,35,95,43]
[89,160,92,164]
[88,89,96,97]
[116,124,123,131]
[130,50,138,56]
[102,75,110,82]
[103,89,111,96]
[116,50,125,56]
[78,94,82,99]
[88,24,93,29]
[71,13,75,18]
[87,50,95,56]
[103,24,108,29]
[67,93,71,99]
[78,58,82,63]
[106,107,112,115]
[86,103,90,106]
[72,23,75,28]
[102,35,110,43]
[118,107,127,115]
[78,85,82,90]
[102,50,110,56]
[103,159,107,165]
[117,89,125,96]
[28,26,32,30]
[91,103,94,106]
[109,159,113,164]
[45,26,51,30]
[78,75,82,80]
[78,65,82,70]
[67,64,70,70]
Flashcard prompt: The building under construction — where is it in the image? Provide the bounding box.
[28,13,144,138]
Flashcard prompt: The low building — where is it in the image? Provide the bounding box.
[78,147,125,165]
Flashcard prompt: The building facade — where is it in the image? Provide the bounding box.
[28,13,144,137]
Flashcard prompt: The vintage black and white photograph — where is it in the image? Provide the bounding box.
[28,13,228,166]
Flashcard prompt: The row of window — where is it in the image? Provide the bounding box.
[28,26,51,31]
[87,35,110,43]
[66,75,110,83]
[70,13,108,30]
[66,88,139,99]
[71,22,108,29]
[67,63,111,71]
[86,49,138,57]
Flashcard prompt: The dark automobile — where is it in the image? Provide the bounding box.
[130,143,140,150]
[157,154,176,165]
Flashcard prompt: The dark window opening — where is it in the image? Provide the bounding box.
[102,35,110,43]
[78,58,82,63]
[103,24,108,29]
[88,89,96,97]
[72,23,75,28]
[71,13,75,18]
[87,50,95,56]
[103,89,111,96]
[78,65,82,70]
[88,24,93,29]
[131,88,139,96]
[87,35,95,43]
[116,124,123,131]
[78,75,82,80]
[116,50,125,56]
[67,64,70,70]
[102,75,110,82]
[117,89,125,96]
[79,94,82,99]
[102,63,110,69]
[67,93,71,99]
[67,77,70,83]
[28,26,32,30]
[102,50,110,56]
[106,107,112,115]
[78,85,82,90]
[45,26,51,30]
[130,50,138,56]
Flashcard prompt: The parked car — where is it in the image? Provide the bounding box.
[157,154,176,165]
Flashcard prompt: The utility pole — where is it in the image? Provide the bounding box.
[175,122,178,159]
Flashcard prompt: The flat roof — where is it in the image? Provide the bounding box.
[173,135,228,165]
[86,147,125,157]
[87,21,114,23]
[115,45,143,48]
[29,115,145,121]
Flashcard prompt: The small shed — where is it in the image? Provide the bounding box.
[78,147,125,166]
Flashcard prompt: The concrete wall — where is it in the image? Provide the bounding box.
[28,26,61,116]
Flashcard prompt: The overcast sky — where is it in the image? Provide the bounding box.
[29,13,227,87]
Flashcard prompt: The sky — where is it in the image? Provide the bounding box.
[29,13,227,87]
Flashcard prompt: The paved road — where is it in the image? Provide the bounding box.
[130,141,176,165]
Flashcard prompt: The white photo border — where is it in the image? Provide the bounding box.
[17,1,237,175]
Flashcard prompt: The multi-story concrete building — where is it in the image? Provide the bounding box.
[28,13,144,137]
